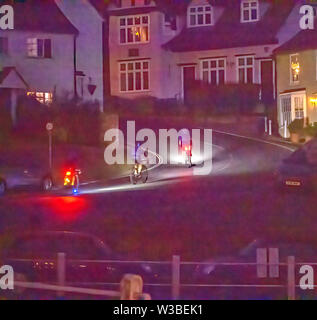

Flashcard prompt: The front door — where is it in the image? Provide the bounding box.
[183,66,196,104]
[279,92,307,137]
[260,60,274,104]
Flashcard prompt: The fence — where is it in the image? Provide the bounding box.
[6,252,313,300]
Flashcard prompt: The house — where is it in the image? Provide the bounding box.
[100,0,302,105]
[0,0,78,124]
[56,0,106,111]
[274,29,317,138]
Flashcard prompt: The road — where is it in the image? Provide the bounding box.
[1,130,309,262]
[3,128,317,299]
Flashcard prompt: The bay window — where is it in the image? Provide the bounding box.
[119,15,149,44]
[201,58,226,85]
[120,60,150,92]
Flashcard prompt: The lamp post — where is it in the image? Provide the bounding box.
[46,122,54,170]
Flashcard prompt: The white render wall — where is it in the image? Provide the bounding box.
[107,1,303,101]
[109,10,178,99]
[0,29,75,98]
[56,0,104,110]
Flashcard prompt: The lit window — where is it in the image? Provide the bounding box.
[237,56,254,84]
[119,15,149,44]
[27,91,53,105]
[294,96,304,119]
[188,5,213,27]
[119,60,149,92]
[241,0,259,23]
[27,38,52,58]
[201,58,226,85]
[290,54,300,84]
[0,37,8,55]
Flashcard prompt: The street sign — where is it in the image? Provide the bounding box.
[46,122,53,131]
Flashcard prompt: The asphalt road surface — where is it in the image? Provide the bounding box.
[1,130,315,299]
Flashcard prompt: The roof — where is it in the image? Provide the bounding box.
[0,67,28,89]
[279,88,306,94]
[274,29,317,54]
[0,0,78,35]
[89,0,228,17]
[164,0,296,52]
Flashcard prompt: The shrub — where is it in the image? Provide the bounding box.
[14,95,50,141]
[186,81,261,115]
[288,119,304,134]
[13,96,107,146]
[302,124,317,137]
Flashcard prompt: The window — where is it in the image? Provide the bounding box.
[294,96,304,119]
[237,56,254,83]
[201,58,226,85]
[0,37,8,55]
[27,91,53,105]
[188,5,213,27]
[27,38,52,58]
[119,15,149,44]
[241,0,259,23]
[281,96,292,127]
[119,60,149,92]
[290,54,300,84]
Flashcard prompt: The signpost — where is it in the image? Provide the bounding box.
[46,122,53,170]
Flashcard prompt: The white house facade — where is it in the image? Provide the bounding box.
[102,0,302,105]
[0,0,78,123]
[56,0,105,111]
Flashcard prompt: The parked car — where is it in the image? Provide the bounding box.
[0,231,155,292]
[191,238,317,300]
[276,138,317,192]
[0,157,53,195]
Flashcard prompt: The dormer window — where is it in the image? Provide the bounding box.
[241,0,259,23]
[188,5,213,27]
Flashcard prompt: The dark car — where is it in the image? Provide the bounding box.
[0,156,53,195]
[191,239,317,300]
[276,138,317,191]
[0,231,154,292]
